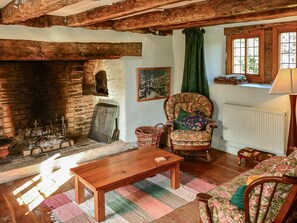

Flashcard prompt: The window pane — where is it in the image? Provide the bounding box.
[281,33,289,42]
[280,32,297,68]
[233,38,245,73]
[290,43,296,54]
[234,65,241,73]
[247,37,259,74]
[234,48,241,56]
[290,32,296,42]
[281,54,289,63]
[281,43,289,53]
[233,39,241,48]
[291,54,296,64]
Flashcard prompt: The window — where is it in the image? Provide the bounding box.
[279,32,296,69]
[272,24,297,79]
[226,31,264,83]
[233,38,259,74]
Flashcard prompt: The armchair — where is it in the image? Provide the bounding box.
[163,92,216,161]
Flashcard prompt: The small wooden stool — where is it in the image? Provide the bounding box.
[237,147,275,165]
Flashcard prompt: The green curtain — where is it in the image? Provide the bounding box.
[181,28,209,98]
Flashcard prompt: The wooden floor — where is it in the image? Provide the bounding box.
[0,149,255,223]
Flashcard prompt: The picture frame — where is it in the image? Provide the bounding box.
[137,67,171,102]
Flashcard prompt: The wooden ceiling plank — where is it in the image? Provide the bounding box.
[113,0,297,31]
[66,0,187,27]
[0,40,142,61]
[1,0,84,24]
[154,6,297,31]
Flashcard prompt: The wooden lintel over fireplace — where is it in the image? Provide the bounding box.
[0,39,142,61]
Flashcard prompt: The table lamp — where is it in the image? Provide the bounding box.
[269,68,297,155]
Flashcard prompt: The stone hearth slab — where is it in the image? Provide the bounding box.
[0,137,137,184]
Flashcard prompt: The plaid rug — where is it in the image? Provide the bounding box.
[41,171,216,223]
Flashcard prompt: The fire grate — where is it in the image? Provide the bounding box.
[10,116,74,156]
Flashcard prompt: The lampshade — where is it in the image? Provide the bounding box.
[269,68,297,94]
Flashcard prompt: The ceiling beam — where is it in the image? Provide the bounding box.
[66,0,187,27]
[154,6,297,31]
[0,40,142,61]
[18,15,67,28]
[18,16,114,30]
[113,0,297,31]
[1,0,84,24]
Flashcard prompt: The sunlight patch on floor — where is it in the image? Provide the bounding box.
[12,153,81,211]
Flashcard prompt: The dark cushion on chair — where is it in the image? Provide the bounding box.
[174,109,191,130]
[230,185,247,210]
[174,108,211,131]
[180,114,211,130]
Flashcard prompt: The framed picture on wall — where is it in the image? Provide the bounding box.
[137,67,171,102]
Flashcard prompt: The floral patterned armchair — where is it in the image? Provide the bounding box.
[163,92,216,161]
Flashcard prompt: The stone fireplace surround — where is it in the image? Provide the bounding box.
[0,38,142,183]
[0,59,130,183]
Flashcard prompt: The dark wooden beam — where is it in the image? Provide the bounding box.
[154,6,297,31]
[66,0,186,27]
[0,40,142,61]
[113,0,297,31]
[17,15,67,28]
[18,16,114,30]
[1,0,84,24]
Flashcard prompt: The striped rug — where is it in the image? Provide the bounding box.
[41,171,216,223]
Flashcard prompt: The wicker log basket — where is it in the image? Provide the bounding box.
[135,123,165,149]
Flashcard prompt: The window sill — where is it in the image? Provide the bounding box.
[239,83,272,89]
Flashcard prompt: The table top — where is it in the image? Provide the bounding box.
[70,147,184,191]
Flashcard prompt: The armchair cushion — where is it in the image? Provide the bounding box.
[207,197,245,223]
[171,129,211,142]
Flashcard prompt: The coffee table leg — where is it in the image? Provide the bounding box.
[94,190,105,222]
[75,176,85,204]
[171,163,180,189]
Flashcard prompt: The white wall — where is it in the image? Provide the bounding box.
[172,26,290,155]
[123,37,174,141]
[0,25,174,142]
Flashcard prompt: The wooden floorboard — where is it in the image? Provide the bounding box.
[0,148,255,223]
[0,185,13,223]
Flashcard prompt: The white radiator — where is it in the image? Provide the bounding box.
[223,104,286,155]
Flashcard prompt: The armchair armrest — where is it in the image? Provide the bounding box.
[165,120,174,131]
[206,122,217,133]
[197,193,213,223]
[165,120,174,127]
[197,193,212,203]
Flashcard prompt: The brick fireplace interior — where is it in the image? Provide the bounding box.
[0,60,99,165]
[0,61,94,138]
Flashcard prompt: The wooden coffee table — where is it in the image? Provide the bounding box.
[70,147,184,222]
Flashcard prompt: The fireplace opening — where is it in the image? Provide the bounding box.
[0,61,96,161]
